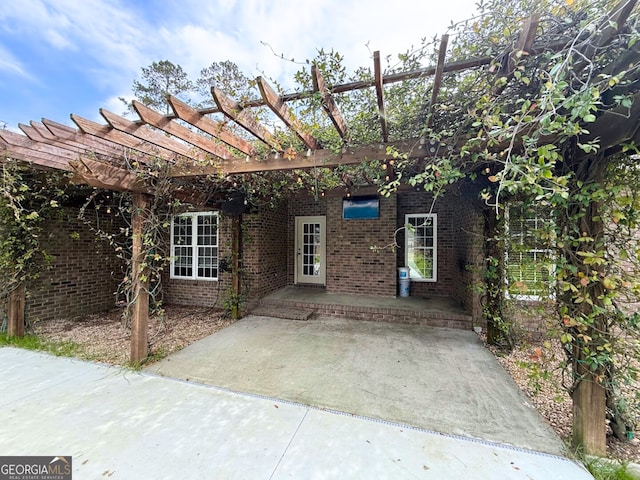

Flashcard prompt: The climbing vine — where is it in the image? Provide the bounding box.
[0,160,70,329]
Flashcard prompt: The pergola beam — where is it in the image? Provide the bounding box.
[211,86,282,151]
[373,51,389,143]
[257,76,320,150]
[70,158,148,193]
[167,95,255,156]
[312,65,348,140]
[132,100,241,161]
[426,34,449,128]
[579,0,637,63]
[170,139,428,176]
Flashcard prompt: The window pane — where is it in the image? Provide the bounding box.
[171,213,218,280]
[405,214,436,281]
[507,204,554,297]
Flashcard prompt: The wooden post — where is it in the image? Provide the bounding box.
[483,208,504,345]
[567,156,607,455]
[573,368,607,455]
[130,193,149,363]
[7,283,26,337]
[231,214,241,320]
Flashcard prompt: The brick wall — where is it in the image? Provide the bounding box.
[397,191,455,297]
[288,194,396,297]
[450,192,484,322]
[243,202,288,303]
[326,195,397,297]
[24,207,124,323]
[397,190,483,320]
[162,205,290,309]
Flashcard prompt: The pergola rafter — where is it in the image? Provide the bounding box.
[42,118,134,159]
[312,64,348,140]
[373,51,388,143]
[167,95,256,156]
[256,76,320,150]
[132,100,241,161]
[71,114,178,161]
[211,86,282,151]
[100,108,208,161]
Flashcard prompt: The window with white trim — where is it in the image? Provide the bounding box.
[405,213,437,282]
[506,204,554,300]
[171,212,218,280]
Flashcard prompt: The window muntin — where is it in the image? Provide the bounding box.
[171,212,218,280]
[405,214,437,282]
[506,204,554,299]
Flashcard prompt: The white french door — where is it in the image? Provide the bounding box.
[295,216,326,285]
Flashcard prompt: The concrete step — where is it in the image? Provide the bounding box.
[251,305,316,321]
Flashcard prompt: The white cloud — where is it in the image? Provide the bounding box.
[0,0,479,127]
[0,45,34,80]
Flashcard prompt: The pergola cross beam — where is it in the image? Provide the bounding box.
[132,100,241,161]
[312,65,349,140]
[256,76,320,150]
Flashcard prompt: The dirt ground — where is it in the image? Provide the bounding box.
[32,307,639,464]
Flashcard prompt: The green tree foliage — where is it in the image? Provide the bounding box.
[196,60,255,107]
[386,0,640,451]
[130,60,194,114]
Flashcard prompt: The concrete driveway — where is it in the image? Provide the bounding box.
[0,347,592,479]
[146,315,565,456]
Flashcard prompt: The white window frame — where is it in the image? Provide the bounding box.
[505,204,555,301]
[170,212,219,281]
[404,213,437,282]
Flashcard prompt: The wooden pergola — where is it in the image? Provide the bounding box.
[3,0,640,457]
[2,1,640,364]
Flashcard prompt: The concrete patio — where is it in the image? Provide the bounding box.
[146,314,565,455]
[0,347,592,479]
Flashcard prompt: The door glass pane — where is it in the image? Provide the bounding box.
[302,222,321,276]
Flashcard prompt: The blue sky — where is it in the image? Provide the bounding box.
[0,0,477,132]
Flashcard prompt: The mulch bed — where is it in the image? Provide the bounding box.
[32,305,233,365]
[487,336,640,464]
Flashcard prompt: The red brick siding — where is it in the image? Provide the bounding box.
[288,194,396,297]
[450,194,484,322]
[326,195,397,297]
[397,190,482,320]
[24,207,124,323]
[243,202,288,303]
